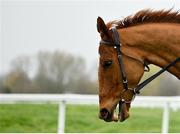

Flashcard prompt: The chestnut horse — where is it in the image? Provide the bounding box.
[97,9,180,122]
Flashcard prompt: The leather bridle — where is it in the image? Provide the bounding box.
[99,26,180,121]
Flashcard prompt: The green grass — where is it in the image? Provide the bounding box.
[0,104,179,133]
[66,105,163,133]
[0,104,58,133]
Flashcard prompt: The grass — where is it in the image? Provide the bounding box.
[0,104,58,133]
[0,104,179,133]
[66,105,162,133]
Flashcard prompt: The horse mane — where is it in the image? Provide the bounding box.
[107,9,180,29]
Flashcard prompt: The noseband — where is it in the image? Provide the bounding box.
[99,26,180,121]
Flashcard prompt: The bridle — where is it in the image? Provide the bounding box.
[99,26,180,121]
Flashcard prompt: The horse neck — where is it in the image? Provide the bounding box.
[119,23,180,78]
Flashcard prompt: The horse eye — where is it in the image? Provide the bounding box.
[103,60,112,68]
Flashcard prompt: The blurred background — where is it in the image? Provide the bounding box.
[0,0,180,133]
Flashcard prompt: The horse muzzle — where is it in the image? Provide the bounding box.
[99,102,130,122]
[99,108,118,122]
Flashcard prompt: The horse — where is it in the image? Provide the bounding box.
[97,9,180,122]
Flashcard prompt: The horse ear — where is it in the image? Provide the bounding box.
[97,17,110,39]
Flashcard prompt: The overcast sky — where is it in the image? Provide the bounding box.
[0,0,180,75]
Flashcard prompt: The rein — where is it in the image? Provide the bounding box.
[100,26,180,121]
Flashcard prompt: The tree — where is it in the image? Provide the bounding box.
[3,51,98,94]
[3,56,36,93]
[33,50,97,94]
[0,75,6,93]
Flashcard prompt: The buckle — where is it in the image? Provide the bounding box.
[123,79,128,84]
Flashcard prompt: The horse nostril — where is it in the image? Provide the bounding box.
[100,108,109,120]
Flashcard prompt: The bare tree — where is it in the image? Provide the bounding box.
[3,51,98,94]
[33,50,97,94]
[3,56,36,93]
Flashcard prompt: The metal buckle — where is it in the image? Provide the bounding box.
[144,64,150,72]
[123,79,128,84]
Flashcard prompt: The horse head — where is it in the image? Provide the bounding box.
[97,17,145,122]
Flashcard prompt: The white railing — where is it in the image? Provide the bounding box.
[0,94,180,133]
